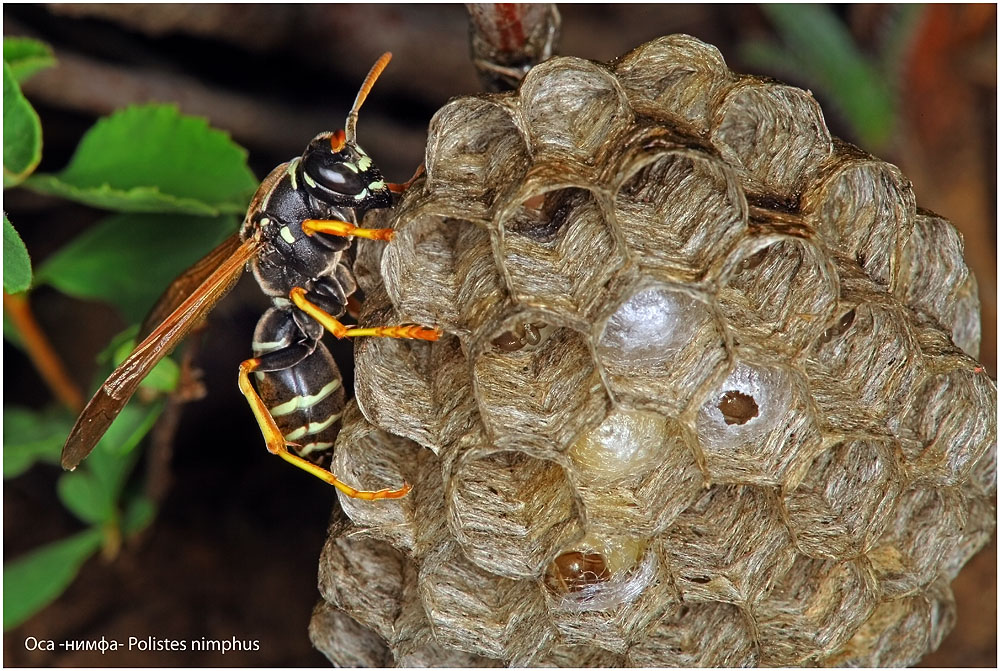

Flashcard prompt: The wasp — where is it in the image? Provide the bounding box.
[60,53,439,500]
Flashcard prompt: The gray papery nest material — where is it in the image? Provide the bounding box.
[312,35,996,667]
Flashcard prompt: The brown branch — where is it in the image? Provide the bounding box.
[143,331,207,505]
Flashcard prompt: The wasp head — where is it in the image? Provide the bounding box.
[298,130,392,211]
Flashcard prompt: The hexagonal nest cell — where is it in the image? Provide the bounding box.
[311,35,996,667]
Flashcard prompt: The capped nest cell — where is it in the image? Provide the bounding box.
[311,35,996,667]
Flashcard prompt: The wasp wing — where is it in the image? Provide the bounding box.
[138,232,245,340]
[61,235,261,470]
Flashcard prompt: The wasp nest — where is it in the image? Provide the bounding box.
[310,35,996,667]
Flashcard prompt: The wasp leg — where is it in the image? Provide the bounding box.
[289,287,441,341]
[301,218,395,242]
[238,349,410,500]
[387,163,425,194]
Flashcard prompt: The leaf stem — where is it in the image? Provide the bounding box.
[100,515,122,561]
[3,291,85,412]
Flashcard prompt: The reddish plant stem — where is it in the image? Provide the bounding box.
[3,291,85,412]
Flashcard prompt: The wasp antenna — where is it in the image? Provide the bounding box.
[345,52,392,143]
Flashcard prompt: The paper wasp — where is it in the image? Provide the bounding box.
[60,53,439,500]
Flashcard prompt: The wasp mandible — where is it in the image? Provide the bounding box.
[61,53,438,500]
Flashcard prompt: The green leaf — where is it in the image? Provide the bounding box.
[35,212,237,322]
[3,37,56,84]
[58,470,114,525]
[140,356,180,393]
[94,324,180,393]
[98,324,141,367]
[122,494,156,535]
[756,4,896,150]
[2,406,74,478]
[53,372,167,526]
[3,213,32,292]
[85,399,165,503]
[3,528,102,630]
[3,60,42,187]
[99,399,166,459]
[24,104,256,214]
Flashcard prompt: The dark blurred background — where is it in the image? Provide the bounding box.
[3,4,995,666]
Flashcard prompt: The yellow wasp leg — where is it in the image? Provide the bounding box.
[237,357,410,500]
[289,287,441,341]
[301,218,395,242]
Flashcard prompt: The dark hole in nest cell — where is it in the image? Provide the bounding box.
[506,188,589,241]
[746,191,801,214]
[820,308,856,343]
[738,246,770,273]
[718,390,759,425]
[616,156,693,217]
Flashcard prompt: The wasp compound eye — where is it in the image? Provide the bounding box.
[302,152,367,198]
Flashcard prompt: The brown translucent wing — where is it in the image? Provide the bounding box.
[61,235,261,470]
[138,232,245,340]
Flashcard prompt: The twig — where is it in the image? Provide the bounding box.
[144,332,207,505]
[3,291,85,412]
